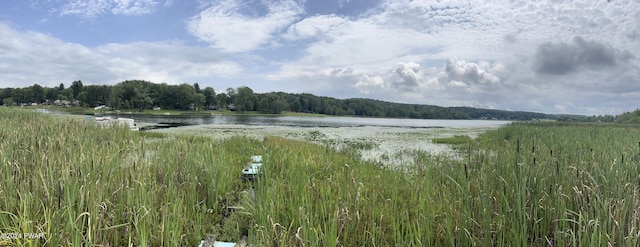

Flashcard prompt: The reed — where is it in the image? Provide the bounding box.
[2,108,640,246]
[0,108,259,246]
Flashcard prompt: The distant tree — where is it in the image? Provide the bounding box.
[235,86,255,112]
[216,92,230,107]
[76,92,88,107]
[71,80,83,100]
[154,83,171,109]
[133,86,153,112]
[110,80,155,111]
[45,87,58,102]
[289,99,301,112]
[257,92,288,114]
[109,85,123,109]
[203,87,216,108]
[191,92,206,110]
[59,83,64,91]
[14,88,33,104]
[82,85,109,106]
[318,99,330,114]
[56,94,68,101]
[226,87,237,104]
[168,83,198,110]
[3,97,14,106]
[30,84,45,103]
[616,109,640,124]
[193,83,201,94]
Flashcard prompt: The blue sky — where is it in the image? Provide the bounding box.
[1,0,639,115]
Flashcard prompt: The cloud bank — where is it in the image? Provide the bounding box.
[1,0,639,115]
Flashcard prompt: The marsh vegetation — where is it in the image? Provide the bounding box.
[1,108,639,246]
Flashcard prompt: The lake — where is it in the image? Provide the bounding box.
[102,113,511,129]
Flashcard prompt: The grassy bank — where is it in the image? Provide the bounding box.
[2,108,640,246]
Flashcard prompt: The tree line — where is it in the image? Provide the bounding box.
[0,79,615,121]
[612,109,640,124]
[0,80,472,119]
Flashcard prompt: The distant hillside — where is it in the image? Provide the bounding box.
[0,80,605,121]
[450,107,554,120]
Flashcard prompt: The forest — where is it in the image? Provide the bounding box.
[0,80,619,121]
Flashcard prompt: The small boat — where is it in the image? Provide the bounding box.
[242,155,263,180]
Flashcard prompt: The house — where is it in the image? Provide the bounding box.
[227,103,236,111]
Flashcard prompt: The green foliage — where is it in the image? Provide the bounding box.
[615,109,640,124]
[431,135,472,144]
[83,85,112,106]
[70,80,83,100]
[203,87,216,108]
[235,86,255,112]
[2,97,14,106]
[304,130,326,141]
[0,82,479,119]
[453,106,552,120]
[2,80,637,121]
[257,92,288,114]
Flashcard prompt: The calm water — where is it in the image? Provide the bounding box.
[101,113,510,129]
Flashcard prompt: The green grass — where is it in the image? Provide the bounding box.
[0,108,260,246]
[2,108,640,246]
[432,135,473,144]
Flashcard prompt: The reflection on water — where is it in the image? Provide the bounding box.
[106,114,510,129]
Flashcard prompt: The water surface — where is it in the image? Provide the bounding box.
[107,113,510,129]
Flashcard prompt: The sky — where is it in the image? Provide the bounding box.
[0,0,639,115]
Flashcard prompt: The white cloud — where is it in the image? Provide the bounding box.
[54,0,161,17]
[58,0,112,17]
[355,75,384,94]
[279,18,443,78]
[188,0,304,53]
[112,0,160,15]
[0,22,242,87]
[95,42,243,82]
[283,15,348,41]
[447,80,466,88]
[387,62,429,90]
[354,62,437,93]
[443,59,504,86]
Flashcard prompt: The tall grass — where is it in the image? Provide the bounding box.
[0,108,260,246]
[245,122,640,246]
[2,108,640,246]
